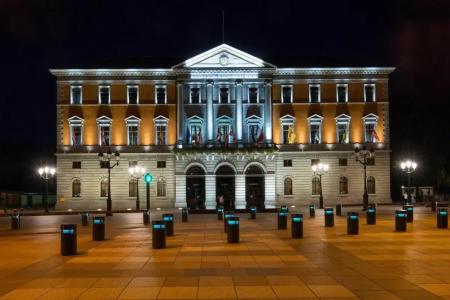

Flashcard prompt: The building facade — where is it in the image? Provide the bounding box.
[51,44,394,211]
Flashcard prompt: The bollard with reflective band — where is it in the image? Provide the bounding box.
[92,216,105,241]
[277,209,288,230]
[324,207,334,227]
[395,210,407,232]
[182,208,188,222]
[437,208,448,229]
[291,214,303,239]
[143,210,150,225]
[336,204,342,216]
[162,214,174,236]
[81,211,89,226]
[217,206,224,220]
[250,206,256,219]
[347,212,359,235]
[61,224,77,256]
[280,205,289,213]
[227,216,240,243]
[403,204,414,223]
[152,221,166,249]
[224,211,234,232]
[366,205,376,225]
[11,213,20,230]
[309,204,315,217]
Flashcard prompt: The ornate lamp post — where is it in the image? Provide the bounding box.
[400,160,418,203]
[144,172,153,211]
[98,149,120,216]
[38,166,56,214]
[355,146,374,210]
[129,165,146,211]
[312,162,329,209]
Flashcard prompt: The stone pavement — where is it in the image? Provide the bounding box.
[0,206,450,299]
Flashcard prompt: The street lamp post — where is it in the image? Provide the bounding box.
[38,166,56,214]
[312,162,329,209]
[400,160,418,203]
[144,172,153,211]
[129,165,146,211]
[355,146,374,210]
[98,149,120,216]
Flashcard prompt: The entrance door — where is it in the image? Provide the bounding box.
[215,165,235,210]
[186,166,206,209]
[245,165,265,209]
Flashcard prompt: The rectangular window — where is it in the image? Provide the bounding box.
[337,85,347,103]
[99,126,110,146]
[310,124,321,144]
[129,161,138,167]
[364,123,376,143]
[157,161,166,168]
[281,86,292,103]
[100,161,108,168]
[311,159,320,166]
[337,123,349,144]
[190,87,200,104]
[309,85,320,103]
[339,158,348,166]
[156,86,166,104]
[219,87,229,104]
[365,84,375,102]
[99,86,110,104]
[283,159,292,167]
[128,126,139,145]
[71,126,82,145]
[127,86,139,104]
[248,87,258,103]
[72,161,81,169]
[71,86,82,104]
[367,157,375,165]
[248,124,259,143]
[155,125,167,145]
[281,124,290,144]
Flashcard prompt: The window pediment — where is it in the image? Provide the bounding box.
[68,116,84,125]
[125,115,141,125]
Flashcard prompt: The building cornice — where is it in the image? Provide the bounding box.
[274,67,396,76]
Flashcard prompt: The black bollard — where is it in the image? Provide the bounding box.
[250,206,256,219]
[291,214,303,239]
[61,224,77,256]
[437,208,448,229]
[403,204,414,223]
[347,212,359,235]
[395,210,407,232]
[366,205,376,225]
[224,211,234,232]
[309,204,315,217]
[217,206,224,220]
[280,205,289,213]
[277,209,288,230]
[162,214,174,236]
[81,211,89,226]
[152,221,166,249]
[227,216,240,243]
[92,216,105,241]
[182,208,188,222]
[143,210,150,225]
[432,201,436,212]
[324,207,334,227]
[336,204,342,216]
[11,212,20,230]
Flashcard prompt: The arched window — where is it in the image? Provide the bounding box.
[157,177,166,197]
[129,178,137,197]
[100,178,108,197]
[312,176,321,195]
[72,179,81,197]
[284,177,293,195]
[339,177,348,194]
[367,176,376,194]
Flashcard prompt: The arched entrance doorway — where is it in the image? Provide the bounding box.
[245,164,265,209]
[215,165,235,210]
[186,165,205,210]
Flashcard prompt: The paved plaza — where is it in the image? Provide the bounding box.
[0,206,450,299]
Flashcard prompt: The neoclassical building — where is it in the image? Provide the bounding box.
[51,44,394,210]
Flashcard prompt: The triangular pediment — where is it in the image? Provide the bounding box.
[173,44,276,69]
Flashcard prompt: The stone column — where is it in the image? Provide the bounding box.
[235,80,243,143]
[205,174,216,209]
[235,174,246,209]
[264,81,273,143]
[265,173,276,208]
[206,80,214,143]
[176,82,184,145]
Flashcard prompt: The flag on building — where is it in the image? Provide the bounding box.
[251,125,257,143]
[72,126,77,145]
[224,127,229,147]
[257,127,264,144]
[101,127,107,145]
[229,126,235,144]
[287,125,296,144]
[192,127,198,145]
[216,127,222,144]
[371,130,380,142]
[198,127,203,144]
[185,126,191,144]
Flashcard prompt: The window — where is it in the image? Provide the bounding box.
[157,161,166,168]
[219,87,229,104]
[190,87,200,104]
[282,125,290,145]
[72,161,81,169]
[248,87,258,103]
[367,157,375,166]
[364,84,375,102]
[127,86,139,104]
[216,115,232,145]
[68,116,84,146]
[129,178,137,197]
[246,115,263,144]
[367,176,376,194]
[99,86,110,104]
[339,177,348,194]
[100,178,108,197]
[125,116,141,146]
[312,177,321,195]
[311,159,320,166]
[186,116,204,145]
[155,85,167,104]
[281,85,293,103]
[157,177,166,197]
[280,115,296,144]
[129,161,138,167]
[284,177,293,195]
[283,159,292,167]
[336,84,348,103]
[363,114,379,143]
[97,116,112,146]
[338,158,348,166]
[308,114,323,144]
[154,115,169,145]
[336,114,351,144]
[71,86,82,104]
[100,161,108,168]
[72,179,81,197]
[309,84,320,103]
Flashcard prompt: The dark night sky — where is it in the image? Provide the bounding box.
[1,0,450,197]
